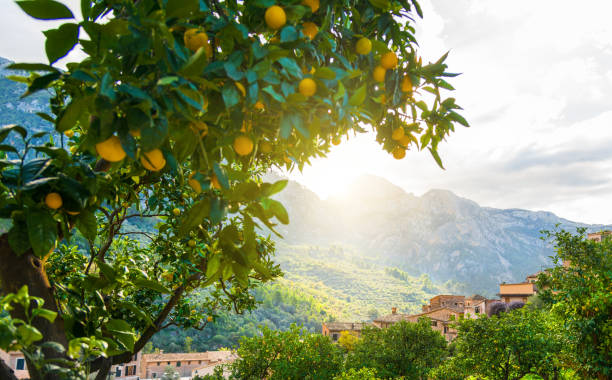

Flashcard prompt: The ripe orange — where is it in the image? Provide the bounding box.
[233,135,254,156]
[260,140,273,154]
[211,174,222,190]
[184,29,212,56]
[373,66,386,83]
[380,51,398,69]
[399,134,411,147]
[391,127,404,141]
[298,78,317,97]
[45,193,62,209]
[392,146,406,159]
[355,37,372,55]
[302,0,319,12]
[140,149,166,171]
[189,173,202,194]
[254,101,265,111]
[265,6,286,30]
[401,76,413,93]
[302,22,318,40]
[64,130,74,138]
[96,135,126,162]
[332,136,341,146]
[207,315,214,322]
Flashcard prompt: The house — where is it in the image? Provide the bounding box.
[587,230,612,242]
[405,307,463,341]
[372,307,411,328]
[191,355,237,379]
[421,295,465,313]
[0,350,29,379]
[498,281,536,304]
[139,351,235,379]
[110,352,140,380]
[321,322,372,342]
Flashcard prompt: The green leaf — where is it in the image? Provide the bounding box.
[222,82,240,108]
[349,84,367,106]
[17,325,43,346]
[263,180,288,196]
[278,57,302,79]
[179,46,209,77]
[32,308,57,323]
[166,0,198,18]
[268,199,289,224]
[448,111,469,127]
[97,261,116,282]
[43,23,79,64]
[57,96,89,132]
[314,67,336,80]
[105,319,135,352]
[26,209,58,257]
[7,63,59,72]
[206,254,221,279]
[133,279,171,294]
[0,125,27,142]
[428,147,445,170]
[210,197,226,224]
[178,199,210,237]
[8,222,31,256]
[16,0,74,20]
[75,210,96,240]
[280,26,298,42]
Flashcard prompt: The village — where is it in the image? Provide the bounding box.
[1,231,607,379]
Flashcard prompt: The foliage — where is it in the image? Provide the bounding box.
[431,308,565,380]
[538,229,612,379]
[161,365,180,380]
[333,367,382,380]
[337,330,359,351]
[1,0,464,377]
[227,324,343,380]
[346,319,447,379]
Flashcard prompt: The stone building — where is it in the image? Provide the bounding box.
[139,351,235,379]
[421,295,465,313]
[498,281,537,304]
[110,352,140,380]
[0,350,29,379]
[321,322,371,342]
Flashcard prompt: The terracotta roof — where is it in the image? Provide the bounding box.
[142,351,234,363]
[407,307,463,320]
[467,294,486,300]
[323,322,372,331]
[374,313,411,323]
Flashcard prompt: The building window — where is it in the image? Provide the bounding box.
[126,365,136,376]
[177,361,181,367]
[199,360,202,364]
[153,373,157,378]
[475,306,480,314]
[16,358,25,370]
[431,321,438,327]
[332,333,339,341]
[115,367,121,377]
[443,326,448,333]
[157,362,160,366]
[167,362,171,365]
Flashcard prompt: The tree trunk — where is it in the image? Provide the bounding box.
[0,233,69,380]
[0,357,19,380]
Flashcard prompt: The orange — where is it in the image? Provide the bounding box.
[233,135,254,156]
[172,208,181,216]
[188,239,196,247]
[260,140,273,154]
[45,193,62,209]
[184,29,212,56]
[332,136,341,146]
[373,66,386,83]
[140,149,166,171]
[355,37,372,55]
[189,173,202,194]
[64,130,74,138]
[399,134,411,147]
[380,51,398,69]
[211,174,222,190]
[96,135,126,162]
[254,101,265,111]
[265,6,286,30]
[302,22,318,40]
[302,0,319,12]
[298,78,317,97]
[391,127,404,141]
[392,146,406,159]
[207,315,214,322]
[401,76,413,93]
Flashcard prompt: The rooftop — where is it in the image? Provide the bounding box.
[323,322,371,331]
[142,351,234,363]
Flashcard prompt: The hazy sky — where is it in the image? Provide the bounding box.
[1,1,611,223]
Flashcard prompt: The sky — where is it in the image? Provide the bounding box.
[1,1,612,224]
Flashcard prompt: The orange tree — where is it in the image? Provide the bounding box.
[0,0,466,378]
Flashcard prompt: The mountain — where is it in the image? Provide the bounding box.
[269,173,610,295]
